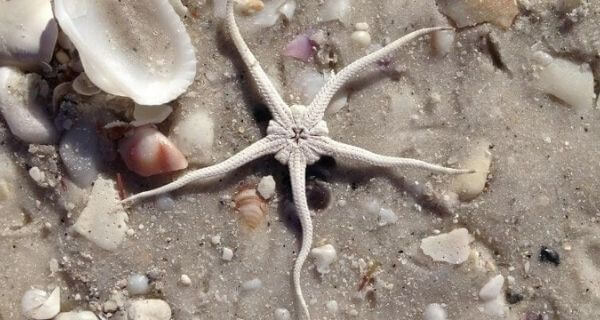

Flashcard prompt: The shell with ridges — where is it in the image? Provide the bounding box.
[234,187,268,229]
[53,0,197,105]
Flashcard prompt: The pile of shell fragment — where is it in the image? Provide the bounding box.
[1,0,597,319]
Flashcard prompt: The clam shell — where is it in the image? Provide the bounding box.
[21,287,61,320]
[234,188,268,229]
[53,0,197,105]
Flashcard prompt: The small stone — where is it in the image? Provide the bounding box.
[169,110,214,165]
[73,177,129,251]
[533,53,595,112]
[326,300,338,313]
[437,0,519,29]
[450,140,492,201]
[103,300,118,313]
[505,290,524,304]
[29,166,46,185]
[222,247,234,261]
[21,287,61,320]
[355,22,369,31]
[127,274,150,295]
[420,228,473,264]
[423,303,447,320]
[235,0,265,15]
[377,208,398,227]
[539,246,560,266]
[211,235,221,245]
[180,274,192,286]
[54,311,98,320]
[310,244,337,274]
[242,278,263,291]
[479,275,505,301]
[320,0,350,24]
[351,31,371,48]
[257,175,276,199]
[274,308,291,320]
[126,299,171,320]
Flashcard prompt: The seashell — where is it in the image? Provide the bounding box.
[21,287,61,320]
[235,0,265,15]
[169,0,189,17]
[310,244,337,275]
[168,110,214,165]
[118,125,188,177]
[437,0,519,29]
[128,274,150,295]
[284,34,315,62]
[234,187,268,229]
[0,67,57,144]
[0,0,58,70]
[127,299,171,320]
[53,0,197,105]
[72,73,101,96]
[131,104,173,127]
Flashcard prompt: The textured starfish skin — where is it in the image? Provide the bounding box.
[123,1,473,319]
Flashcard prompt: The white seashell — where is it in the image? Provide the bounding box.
[319,0,351,25]
[450,140,492,201]
[234,187,268,229]
[72,73,101,96]
[479,275,505,302]
[423,303,447,320]
[278,0,297,20]
[274,308,291,320]
[118,125,188,177]
[241,278,263,291]
[127,299,171,320]
[128,274,151,295]
[131,104,173,127]
[257,175,276,199]
[169,110,214,164]
[310,244,337,274]
[54,311,98,320]
[420,228,473,264]
[0,67,57,144]
[0,0,58,70]
[235,0,265,15]
[53,0,197,105]
[21,287,61,320]
[437,0,518,29]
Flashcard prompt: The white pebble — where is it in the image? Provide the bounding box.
[211,235,221,245]
[242,278,263,291]
[180,274,192,286]
[534,52,595,112]
[278,0,297,20]
[423,303,447,320]
[222,247,234,261]
[73,177,129,251]
[21,287,60,320]
[169,110,214,165]
[420,228,473,264]
[274,308,291,320]
[351,31,371,48]
[355,22,369,31]
[310,244,337,274]
[450,140,492,201]
[377,208,398,227]
[0,67,57,144]
[127,274,150,295]
[127,299,171,320]
[29,167,45,185]
[257,175,276,199]
[479,275,505,301]
[326,300,338,313]
[320,0,350,24]
[54,311,98,320]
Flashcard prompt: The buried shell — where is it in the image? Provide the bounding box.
[21,287,61,320]
[234,187,268,229]
[53,0,197,105]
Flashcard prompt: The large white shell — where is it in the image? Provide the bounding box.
[0,0,58,70]
[21,287,61,320]
[53,0,197,105]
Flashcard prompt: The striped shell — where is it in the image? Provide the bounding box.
[234,188,268,229]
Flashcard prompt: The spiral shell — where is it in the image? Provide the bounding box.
[234,188,268,229]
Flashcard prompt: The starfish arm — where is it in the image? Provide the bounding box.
[288,149,313,320]
[122,137,285,204]
[305,26,452,127]
[312,137,474,175]
[226,0,293,128]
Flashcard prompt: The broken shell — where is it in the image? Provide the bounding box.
[118,125,188,177]
[21,287,61,320]
[72,72,101,96]
[0,0,58,70]
[234,187,268,229]
[131,104,173,127]
[54,311,98,320]
[310,244,337,274]
[53,0,197,105]
[235,0,265,15]
[0,67,57,144]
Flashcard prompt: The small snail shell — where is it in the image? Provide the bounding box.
[21,287,61,320]
[234,188,268,229]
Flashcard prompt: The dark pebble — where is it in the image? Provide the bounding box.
[505,290,524,304]
[539,246,560,266]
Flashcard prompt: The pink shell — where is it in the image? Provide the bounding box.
[118,125,188,177]
[283,34,315,62]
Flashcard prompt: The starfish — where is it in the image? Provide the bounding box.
[123,1,473,319]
